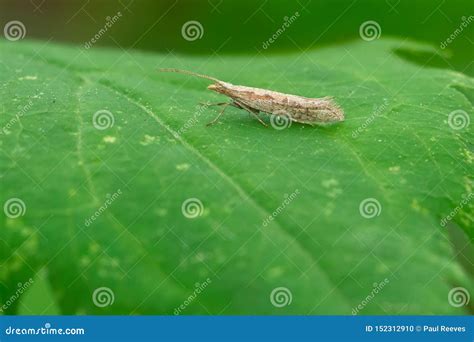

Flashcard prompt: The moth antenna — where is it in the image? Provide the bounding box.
[158,68,221,83]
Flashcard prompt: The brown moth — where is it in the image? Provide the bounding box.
[159,68,344,127]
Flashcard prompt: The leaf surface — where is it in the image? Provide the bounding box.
[0,39,472,314]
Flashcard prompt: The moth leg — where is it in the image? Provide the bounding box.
[206,102,231,126]
[199,102,229,107]
[233,101,268,127]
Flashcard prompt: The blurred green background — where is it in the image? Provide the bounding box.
[1,0,472,75]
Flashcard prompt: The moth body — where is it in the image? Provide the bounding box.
[159,68,344,125]
[208,81,344,124]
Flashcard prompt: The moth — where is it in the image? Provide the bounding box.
[159,68,344,127]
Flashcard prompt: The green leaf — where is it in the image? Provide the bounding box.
[0,38,472,315]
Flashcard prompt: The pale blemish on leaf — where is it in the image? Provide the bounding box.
[176,163,190,171]
[103,135,117,144]
[266,266,284,279]
[155,208,168,217]
[322,178,339,188]
[375,263,390,274]
[80,256,91,267]
[462,149,473,164]
[89,242,100,254]
[389,166,400,173]
[18,75,37,81]
[140,134,158,146]
[411,199,428,215]
[323,202,336,216]
[322,179,342,198]
[193,252,206,263]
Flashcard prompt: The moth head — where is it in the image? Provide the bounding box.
[207,82,227,95]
